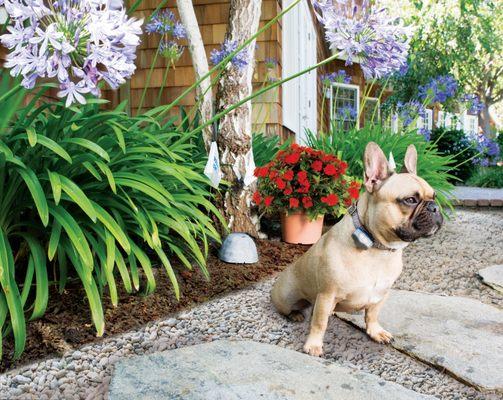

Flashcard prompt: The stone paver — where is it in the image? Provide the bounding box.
[0,209,501,400]
[109,340,436,400]
[478,265,503,293]
[337,290,503,392]
[451,186,503,207]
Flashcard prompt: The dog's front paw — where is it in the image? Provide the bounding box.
[366,324,393,344]
[303,337,323,356]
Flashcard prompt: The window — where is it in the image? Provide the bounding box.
[417,109,433,131]
[363,97,380,126]
[330,83,359,131]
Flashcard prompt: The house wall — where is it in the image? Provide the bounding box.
[104,0,284,137]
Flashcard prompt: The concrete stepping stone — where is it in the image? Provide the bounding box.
[478,265,503,293]
[109,340,435,400]
[337,290,503,393]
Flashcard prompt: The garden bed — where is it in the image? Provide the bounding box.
[0,240,308,373]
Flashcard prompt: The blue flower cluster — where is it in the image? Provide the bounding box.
[321,70,351,85]
[210,39,249,70]
[396,100,426,128]
[473,134,500,167]
[418,75,458,104]
[337,105,357,121]
[146,10,186,39]
[146,10,186,65]
[313,0,411,79]
[461,94,485,114]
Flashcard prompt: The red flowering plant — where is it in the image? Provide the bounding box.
[252,143,361,219]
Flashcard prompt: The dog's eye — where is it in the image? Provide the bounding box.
[404,197,418,205]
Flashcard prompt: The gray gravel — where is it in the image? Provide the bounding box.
[0,208,501,400]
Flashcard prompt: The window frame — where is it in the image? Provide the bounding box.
[329,82,360,130]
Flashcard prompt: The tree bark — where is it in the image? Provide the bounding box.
[176,0,213,149]
[215,0,262,237]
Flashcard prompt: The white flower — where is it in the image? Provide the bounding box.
[57,80,91,107]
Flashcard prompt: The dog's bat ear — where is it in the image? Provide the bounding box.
[401,144,417,175]
[363,142,391,193]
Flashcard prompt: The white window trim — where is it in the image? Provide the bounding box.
[329,82,360,129]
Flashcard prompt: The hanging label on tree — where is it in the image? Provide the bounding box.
[204,141,222,188]
[243,147,257,187]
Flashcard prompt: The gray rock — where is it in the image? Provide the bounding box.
[478,265,503,293]
[109,340,434,400]
[336,290,503,392]
[13,375,31,385]
[218,233,258,264]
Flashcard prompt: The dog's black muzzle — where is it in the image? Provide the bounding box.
[395,200,443,242]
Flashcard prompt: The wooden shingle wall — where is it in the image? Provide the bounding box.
[104,0,284,136]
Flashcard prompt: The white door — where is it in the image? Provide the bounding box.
[282,0,317,144]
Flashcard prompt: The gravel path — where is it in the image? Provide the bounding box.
[0,208,502,400]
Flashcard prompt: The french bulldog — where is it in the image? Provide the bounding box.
[271,142,443,356]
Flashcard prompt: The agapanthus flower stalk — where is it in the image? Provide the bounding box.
[312,0,411,79]
[0,0,143,106]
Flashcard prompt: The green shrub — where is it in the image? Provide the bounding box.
[0,75,223,359]
[429,128,478,182]
[466,167,503,188]
[305,125,457,212]
[252,132,291,167]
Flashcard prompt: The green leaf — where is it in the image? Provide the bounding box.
[62,138,110,162]
[58,175,97,223]
[0,230,26,358]
[16,167,49,227]
[47,170,62,205]
[21,234,48,320]
[37,136,73,164]
[48,221,62,261]
[26,127,37,146]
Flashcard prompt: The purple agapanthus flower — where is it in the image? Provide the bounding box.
[264,57,278,69]
[418,75,458,104]
[461,94,484,114]
[0,0,143,106]
[210,39,249,70]
[397,100,426,128]
[337,105,357,120]
[146,10,186,39]
[312,0,411,79]
[418,126,431,141]
[321,69,351,85]
[472,134,500,166]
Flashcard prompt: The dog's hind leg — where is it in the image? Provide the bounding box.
[270,269,308,322]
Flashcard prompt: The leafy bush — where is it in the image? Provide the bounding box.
[0,75,222,359]
[466,167,503,188]
[252,132,291,167]
[429,128,478,182]
[306,125,457,212]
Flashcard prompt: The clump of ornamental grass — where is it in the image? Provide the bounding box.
[0,0,143,106]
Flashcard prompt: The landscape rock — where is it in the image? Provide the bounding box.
[109,340,435,400]
[478,265,503,293]
[337,290,503,392]
[218,233,259,264]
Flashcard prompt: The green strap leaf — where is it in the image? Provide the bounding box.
[16,167,49,227]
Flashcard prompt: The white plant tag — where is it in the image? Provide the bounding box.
[204,141,222,188]
[243,147,257,187]
[388,151,396,171]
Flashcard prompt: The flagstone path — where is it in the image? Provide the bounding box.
[451,186,503,207]
[478,265,503,293]
[109,341,436,400]
[0,208,501,399]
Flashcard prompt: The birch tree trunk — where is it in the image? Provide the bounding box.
[176,0,213,148]
[215,0,262,237]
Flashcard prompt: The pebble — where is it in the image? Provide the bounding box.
[0,209,500,400]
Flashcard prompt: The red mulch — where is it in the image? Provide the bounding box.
[0,239,308,373]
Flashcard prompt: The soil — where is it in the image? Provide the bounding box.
[0,239,308,373]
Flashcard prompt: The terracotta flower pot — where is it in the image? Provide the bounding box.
[281,212,324,245]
